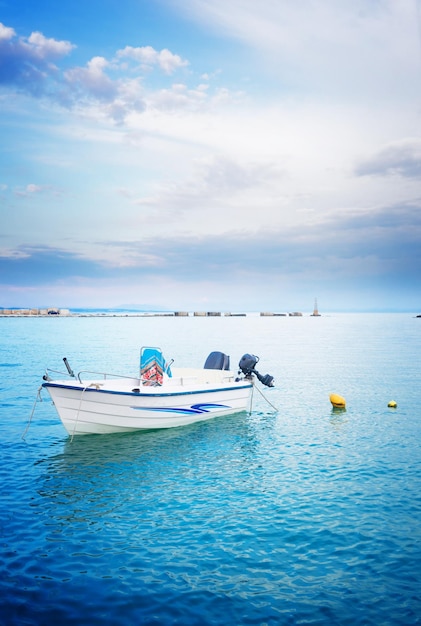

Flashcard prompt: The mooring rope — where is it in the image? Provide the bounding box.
[70,385,90,442]
[252,380,279,413]
[21,386,43,440]
[248,381,254,415]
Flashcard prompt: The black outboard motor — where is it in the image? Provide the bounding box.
[204,351,230,370]
[238,354,274,387]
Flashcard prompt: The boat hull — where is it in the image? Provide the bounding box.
[42,379,253,435]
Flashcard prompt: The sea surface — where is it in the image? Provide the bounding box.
[1,313,420,625]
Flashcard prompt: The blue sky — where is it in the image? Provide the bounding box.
[1,0,421,312]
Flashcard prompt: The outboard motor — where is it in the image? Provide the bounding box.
[238,354,274,387]
[204,351,230,370]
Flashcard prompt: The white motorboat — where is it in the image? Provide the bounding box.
[41,348,274,436]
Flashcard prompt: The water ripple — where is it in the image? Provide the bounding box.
[1,314,421,624]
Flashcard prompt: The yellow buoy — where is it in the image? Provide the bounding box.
[388,401,397,408]
[330,393,346,408]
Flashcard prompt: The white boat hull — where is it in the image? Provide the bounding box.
[42,370,252,435]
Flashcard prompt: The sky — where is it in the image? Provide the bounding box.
[1,0,421,312]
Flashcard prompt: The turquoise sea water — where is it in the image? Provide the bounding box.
[1,313,420,625]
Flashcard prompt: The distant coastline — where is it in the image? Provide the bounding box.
[0,307,313,317]
[1,308,418,317]
[0,308,294,318]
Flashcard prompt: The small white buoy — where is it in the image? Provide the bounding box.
[330,393,346,409]
[388,400,397,408]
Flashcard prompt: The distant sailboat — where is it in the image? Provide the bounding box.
[311,298,321,316]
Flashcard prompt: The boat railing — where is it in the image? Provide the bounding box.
[43,365,138,384]
[77,370,138,384]
[43,367,74,380]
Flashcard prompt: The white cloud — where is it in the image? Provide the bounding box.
[0,247,30,259]
[1,4,421,311]
[0,23,193,121]
[25,30,75,60]
[355,139,421,178]
[0,22,15,41]
[14,184,46,197]
[64,57,117,101]
[0,21,74,93]
[172,0,420,100]
[116,45,189,74]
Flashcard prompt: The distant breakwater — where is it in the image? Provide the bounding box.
[0,309,307,318]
